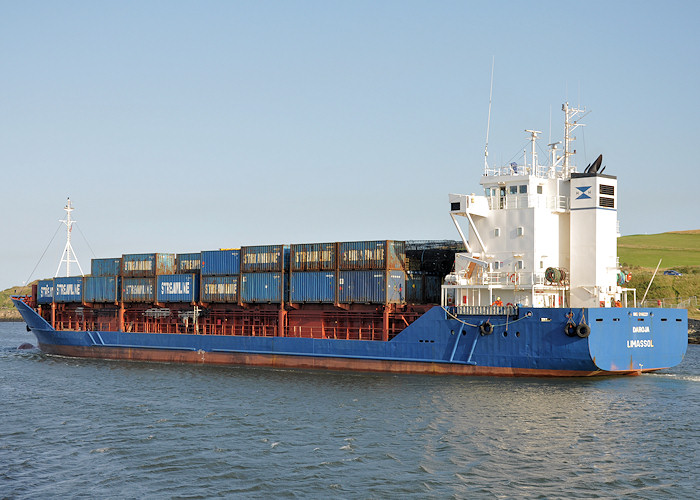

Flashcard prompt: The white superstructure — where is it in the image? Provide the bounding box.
[444,103,632,309]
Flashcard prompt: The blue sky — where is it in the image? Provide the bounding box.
[1,1,698,290]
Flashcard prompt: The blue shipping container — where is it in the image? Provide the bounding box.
[290,271,336,303]
[91,258,121,277]
[201,250,240,276]
[290,243,336,271]
[424,275,441,303]
[177,253,201,274]
[241,245,286,272]
[338,241,405,271]
[84,276,120,303]
[53,277,83,303]
[37,279,53,304]
[121,253,176,277]
[200,276,239,303]
[157,274,199,303]
[338,270,405,304]
[406,271,424,303]
[241,272,285,303]
[122,278,155,302]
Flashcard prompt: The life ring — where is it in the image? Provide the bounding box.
[506,302,514,307]
[564,322,577,337]
[479,321,494,336]
[626,273,632,282]
[509,273,518,284]
[575,323,590,338]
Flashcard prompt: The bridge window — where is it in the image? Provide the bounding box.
[519,185,527,194]
[509,185,518,195]
[537,185,543,194]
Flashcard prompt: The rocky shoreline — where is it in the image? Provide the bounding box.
[689,319,700,344]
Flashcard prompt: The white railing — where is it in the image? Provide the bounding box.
[486,195,568,211]
[450,271,555,288]
[483,164,557,179]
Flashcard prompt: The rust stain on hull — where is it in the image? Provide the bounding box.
[37,343,639,377]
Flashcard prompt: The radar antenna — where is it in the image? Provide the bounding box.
[54,197,85,277]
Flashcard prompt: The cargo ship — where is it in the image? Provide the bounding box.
[12,103,688,376]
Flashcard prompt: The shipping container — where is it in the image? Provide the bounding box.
[200,276,239,303]
[290,271,336,303]
[53,276,83,303]
[338,270,405,304]
[406,272,424,303]
[121,253,176,277]
[91,257,122,277]
[157,274,199,303]
[241,272,286,303]
[37,279,53,304]
[84,276,120,303]
[241,245,287,272]
[121,277,155,302]
[177,253,201,274]
[405,272,441,304]
[200,249,240,276]
[338,241,405,271]
[424,274,441,303]
[290,243,336,271]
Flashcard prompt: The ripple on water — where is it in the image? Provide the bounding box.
[0,324,699,499]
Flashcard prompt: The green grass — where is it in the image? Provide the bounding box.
[0,283,33,320]
[618,232,700,268]
[618,231,700,318]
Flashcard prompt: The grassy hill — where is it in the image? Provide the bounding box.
[618,230,700,318]
[618,230,700,268]
[0,284,32,321]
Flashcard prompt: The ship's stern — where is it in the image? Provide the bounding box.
[587,308,688,373]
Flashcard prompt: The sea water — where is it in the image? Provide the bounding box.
[1,321,698,499]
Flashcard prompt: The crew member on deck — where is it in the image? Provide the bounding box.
[492,297,503,306]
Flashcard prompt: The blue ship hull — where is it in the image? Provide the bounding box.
[13,299,687,377]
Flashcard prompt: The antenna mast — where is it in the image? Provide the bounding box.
[484,57,494,172]
[54,197,85,277]
[561,102,587,177]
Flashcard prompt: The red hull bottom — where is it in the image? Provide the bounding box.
[37,342,648,377]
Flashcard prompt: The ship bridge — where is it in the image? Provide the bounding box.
[444,103,634,309]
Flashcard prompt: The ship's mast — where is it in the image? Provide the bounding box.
[54,197,85,277]
[561,102,587,177]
